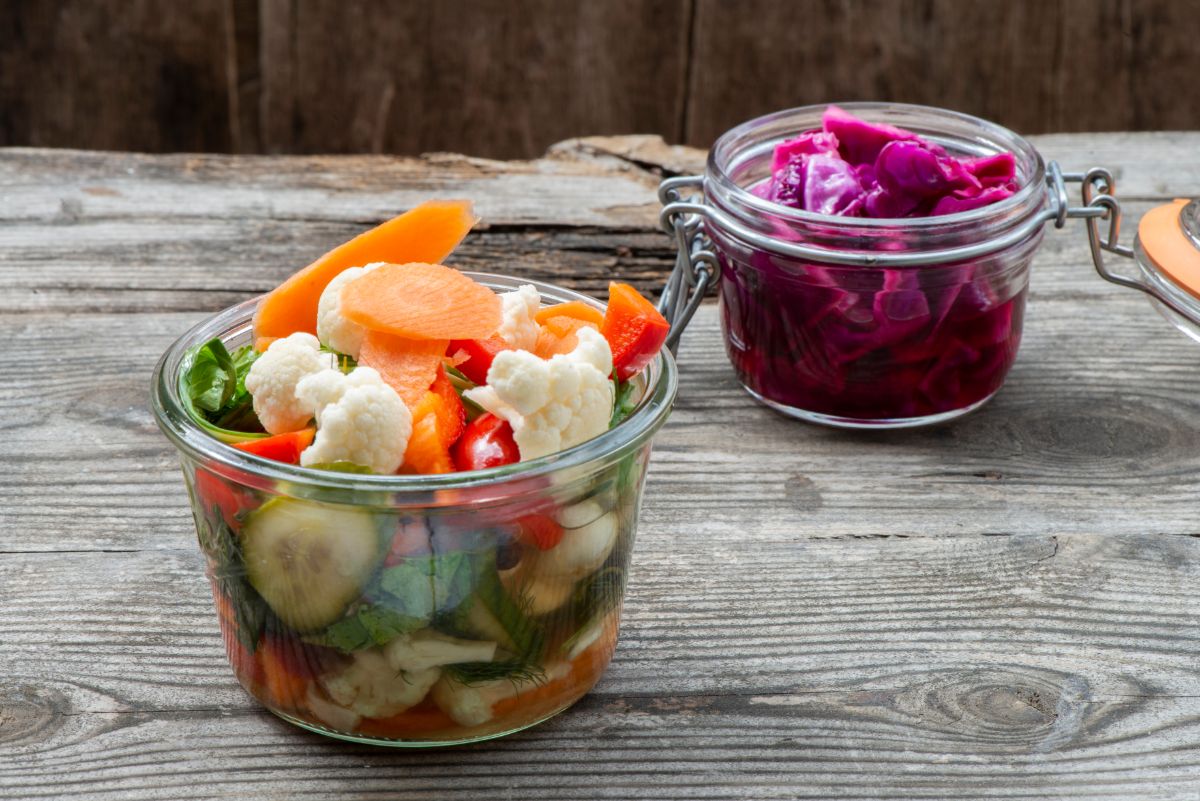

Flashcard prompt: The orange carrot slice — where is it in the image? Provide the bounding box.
[339,263,501,341]
[358,700,457,739]
[429,366,466,447]
[534,300,604,328]
[401,393,455,474]
[358,330,448,410]
[534,315,597,359]
[253,200,477,339]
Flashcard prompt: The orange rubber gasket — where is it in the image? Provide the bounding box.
[1138,199,1200,301]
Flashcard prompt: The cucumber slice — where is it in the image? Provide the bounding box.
[242,498,381,632]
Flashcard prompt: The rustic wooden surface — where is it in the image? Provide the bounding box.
[2,133,1200,799]
[5,1,1200,158]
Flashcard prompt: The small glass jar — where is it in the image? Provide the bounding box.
[668,103,1049,428]
[1128,199,1200,343]
[152,275,677,747]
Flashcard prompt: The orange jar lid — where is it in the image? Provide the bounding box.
[1138,199,1200,300]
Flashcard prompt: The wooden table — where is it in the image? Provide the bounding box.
[3,133,1199,800]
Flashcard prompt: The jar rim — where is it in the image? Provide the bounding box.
[151,273,678,496]
[707,101,1047,231]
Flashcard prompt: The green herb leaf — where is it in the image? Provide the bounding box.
[609,376,639,428]
[186,338,237,412]
[312,603,425,651]
[444,365,485,421]
[308,461,375,474]
[444,659,546,687]
[198,506,268,652]
[310,552,487,653]
[320,346,357,374]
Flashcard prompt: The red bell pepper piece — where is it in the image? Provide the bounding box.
[449,335,510,385]
[516,513,564,551]
[193,468,257,530]
[601,282,670,381]
[232,428,315,464]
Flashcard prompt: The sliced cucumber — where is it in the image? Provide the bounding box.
[242,498,381,632]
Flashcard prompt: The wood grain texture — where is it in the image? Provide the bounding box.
[2,535,1199,799]
[2,135,1200,798]
[259,0,692,158]
[684,0,1200,148]
[4,1,1200,158]
[0,0,237,151]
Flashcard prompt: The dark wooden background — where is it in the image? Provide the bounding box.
[2,0,1198,159]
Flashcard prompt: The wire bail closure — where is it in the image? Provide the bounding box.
[657,160,1200,344]
[657,175,719,352]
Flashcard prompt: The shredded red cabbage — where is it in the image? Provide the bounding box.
[762,106,1018,219]
[721,107,1029,421]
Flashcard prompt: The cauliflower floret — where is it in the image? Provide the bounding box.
[464,327,614,460]
[319,649,440,719]
[243,332,331,434]
[315,262,384,358]
[496,284,541,351]
[384,629,497,673]
[295,366,412,473]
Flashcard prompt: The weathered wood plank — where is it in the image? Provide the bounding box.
[2,134,1199,799]
[6,289,1200,553]
[684,0,1200,147]
[259,0,692,159]
[1,133,1198,316]
[2,535,1197,799]
[0,1,237,151]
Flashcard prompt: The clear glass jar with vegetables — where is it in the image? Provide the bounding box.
[153,202,677,746]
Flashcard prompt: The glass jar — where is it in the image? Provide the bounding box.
[663,102,1055,428]
[151,275,677,747]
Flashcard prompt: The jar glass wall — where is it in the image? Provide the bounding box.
[152,277,677,746]
[704,103,1049,428]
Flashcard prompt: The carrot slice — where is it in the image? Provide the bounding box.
[358,330,448,410]
[339,263,501,341]
[256,638,311,713]
[534,315,596,359]
[534,300,604,328]
[429,366,466,446]
[489,618,617,723]
[358,699,457,738]
[401,393,455,474]
[253,200,477,339]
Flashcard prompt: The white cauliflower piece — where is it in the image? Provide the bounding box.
[295,366,412,473]
[464,327,614,461]
[384,629,497,674]
[315,262,384,358]
[244,332,331,434]
[319,649,440,719]
[496,284,541,351]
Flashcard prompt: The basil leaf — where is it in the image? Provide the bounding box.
[310,552,486,652]
[312,604,423,652]
[186,338,237,413]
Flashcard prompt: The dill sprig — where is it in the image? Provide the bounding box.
[444,659,547,686]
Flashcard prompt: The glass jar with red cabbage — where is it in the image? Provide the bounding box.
[670,103,1051,428]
